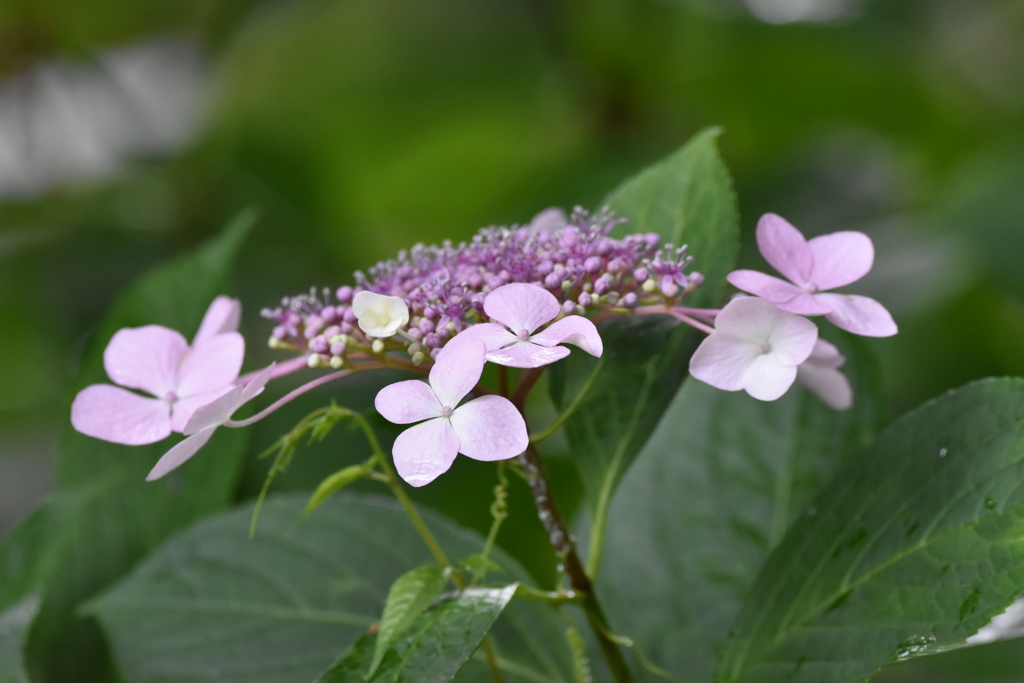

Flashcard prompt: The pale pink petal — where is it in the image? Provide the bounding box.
[530,316,603,357]
[170,386,236,433]
[104,326,189,397]
[773,292,835,316]
[765,311,818,366]
[193,296,242,345]
[689,335,759,392]
[449,395,528,462]
[441,324,518,356]
[392,418,460,487]
[429,340,485,408]
[483,283,560,335]
[742,355,798,401]
[175,333,244,398]
[713,297,783,344]
[239,363,276,405]
[485,341,570,369]
[71,384,171,445]
[806,339,845,369]
[818,293,898,337]
[727,270,807,304]
[527,207,568,234]
[375,380,443,424]
[756,214,813,287]
[182,385,244,435]
[807,232,874,291]
[146,426,217,481]
[797,363,853,411]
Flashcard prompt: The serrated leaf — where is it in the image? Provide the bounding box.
[599,332,886,681]
[306,464,372,516]
[87,493,575,683]
[551,128,739,571]
[716,378,1024,683]
[370,565,449,676]
[28,211,254,682]
[320,585,517,683]
[0,594,39,683]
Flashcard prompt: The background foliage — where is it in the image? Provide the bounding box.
[1,0,1024,681]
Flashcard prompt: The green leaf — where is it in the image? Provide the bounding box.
[306,464,373,516]
[28,211,255,682]
[87,493,575,683]
[551,128,740,572]
[370,565,449,677]
[319,585,517,683]
[715,378,1024,683]
[598,332,886,681]
[0,594,39,683]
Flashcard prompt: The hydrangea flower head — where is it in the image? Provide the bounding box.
[450,283,603,368]
[375,340,528,486]
[727,214,897,337]
[689,296,818,401]
[71,297,244,445]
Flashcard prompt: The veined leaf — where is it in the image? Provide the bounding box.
[87,493,575,683]
[370,565,449,676]
[0,594,39,683]
[551,128,740,573]
[716,378,1024,683]
[28,211,255,682]
[319,585,517,683]
[599,332,886,681]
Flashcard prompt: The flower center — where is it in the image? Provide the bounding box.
[517,329,530,341]
[163,391,178,404]
[441,406,453,417]
[758,342,772,355]
[804,282,819,294]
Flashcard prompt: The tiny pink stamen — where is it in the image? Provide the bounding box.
[441,406,453,417]
[163,391,177,404]
[517,329,530,340]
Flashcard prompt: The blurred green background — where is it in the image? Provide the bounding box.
[1,0,1023,679]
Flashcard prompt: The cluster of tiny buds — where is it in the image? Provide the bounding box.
[261,207,703,367]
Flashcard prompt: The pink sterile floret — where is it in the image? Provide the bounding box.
[727,213,897,337]
[71,296,244,446]
[796,339,853,411]
[451,283,603,368]
[689,297,818,402]
[146,363,275,481]
[375,340,527,487]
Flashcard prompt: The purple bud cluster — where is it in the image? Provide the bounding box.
[261,207,703,362]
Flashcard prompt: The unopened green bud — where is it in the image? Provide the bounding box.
[642,278,658,293]
[329,355,345,369]
[371,339,385,354]
[412,351,427,366]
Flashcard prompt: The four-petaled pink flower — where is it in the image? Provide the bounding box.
[375,340,528,486]
[147,363,275,481]
[796,339,853,411]
[71,296,244,445]
[451,283,603,368]
[727,214,897,337]
[689,297,818,401]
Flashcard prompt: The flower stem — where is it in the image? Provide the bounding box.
[518,444,634,682]
[529,357,603,444]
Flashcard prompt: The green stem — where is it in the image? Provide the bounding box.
[529,357,603,444]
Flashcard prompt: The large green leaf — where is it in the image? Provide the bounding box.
[598,332,886,681]
[0,594,39,683]
[87,493,575,683]
[715,377,1024,683]
[550,128,740,571]
[370,565,449,676]
[319,585,517,683]
[27,212,254,682]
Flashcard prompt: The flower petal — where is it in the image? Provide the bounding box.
[689,334,759,392]
[530,316,603,357]
[392,418,460,487]
[441,324,518,355]
[797,363,853,411]
[193,296,241,345]
[713,297,783,344]
[742,355,798,401]
[182,385,244,435]
[171,386,236,433]
[353,291,409,338]
[375,380,443,424]
[807,231,874,291]
[727,270,832,315]
[527,207,568,234]
[818,293,898,337]
[71,384,171,445]
[765,310,819,366]
[146,426,217,481]
[756,213,813,287]
[104,325,189,397]
[483,283,560,335]
[449,395,528,462]
[429,339,485,407]
[485,341,570,369]
[240,363,276,405]
[806,339,845,369]
[176,332,244,398]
